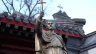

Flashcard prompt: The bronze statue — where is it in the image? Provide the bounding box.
[35,11,67,54]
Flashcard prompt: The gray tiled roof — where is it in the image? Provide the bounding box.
[54,22,85,35]
[0,11,86,36]
[62,26,69,31]
[0,12,8,18]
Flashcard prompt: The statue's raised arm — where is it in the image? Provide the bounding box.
[35,0,45,36]
[35,11,44,36]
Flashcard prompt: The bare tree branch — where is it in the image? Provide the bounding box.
[24,0,40,18]
[32,7,41,17]
[2,0,11,15]
[19,0,25,12]
[29,0,40,17]
[24,0,30,15]
[24,8,28,15]
[6,0,15,11]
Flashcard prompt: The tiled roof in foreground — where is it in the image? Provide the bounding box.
[0,12,85,38]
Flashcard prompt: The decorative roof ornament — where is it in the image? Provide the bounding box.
[57,4,63,10]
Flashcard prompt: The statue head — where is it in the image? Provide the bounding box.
[46,20,55,30]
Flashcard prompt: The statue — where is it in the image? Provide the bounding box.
[35,0,67,54]
[35,11,67,54]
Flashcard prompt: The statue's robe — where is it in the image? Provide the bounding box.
[35,30,67,54]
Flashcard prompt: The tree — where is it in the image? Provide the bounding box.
[1,0,41,18]
[24,0,41,18]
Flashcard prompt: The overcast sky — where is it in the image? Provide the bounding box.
[0,0,96,54]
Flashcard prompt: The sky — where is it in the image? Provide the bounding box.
[0,0,96,54]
